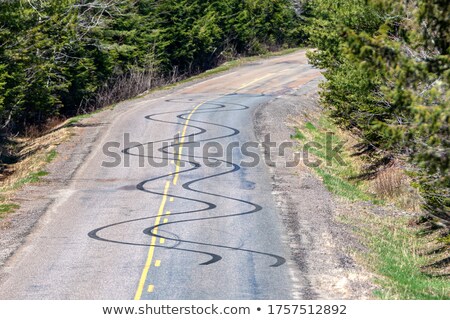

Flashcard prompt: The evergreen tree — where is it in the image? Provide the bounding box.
[306,0,449,228]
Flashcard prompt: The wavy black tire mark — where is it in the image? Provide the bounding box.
[88,95,286,267]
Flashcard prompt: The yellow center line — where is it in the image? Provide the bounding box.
[134,180,171,300]
[134,72,278,299]
[173,74,274,185]
[235,73,274,91]
[173,101,206,185]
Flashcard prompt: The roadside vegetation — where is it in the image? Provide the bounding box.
[293,119,376,202]
[0,128,70,221]
[303,0,449,236]
[293,116,448,299]
[298,0,449,297]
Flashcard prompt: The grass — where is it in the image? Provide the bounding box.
[1,168,51,219]
[66,113,92,126]
[46,149,57,163]
[1,147,61,219]
[0,203,20,219]
[65,105,115,126]
[293,116,376,202]
[290,128,306,140]
[12,170,49,190]
[340,212,450,299]
[305,121,317,131]
[314,167,372,201]
[292,114,449,299]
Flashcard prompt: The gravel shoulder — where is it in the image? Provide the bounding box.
[253,77,375,299]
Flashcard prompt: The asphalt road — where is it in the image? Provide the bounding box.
[0,50,322,299]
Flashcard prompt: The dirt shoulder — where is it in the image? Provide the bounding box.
[253,77,375,299]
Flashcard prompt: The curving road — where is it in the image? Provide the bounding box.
[0,50,322,299]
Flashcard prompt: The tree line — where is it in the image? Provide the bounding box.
[304,0,449,231]
[0,0,301,134]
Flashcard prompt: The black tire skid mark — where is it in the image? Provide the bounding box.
[88,96,285,267]
[88,218,221,264]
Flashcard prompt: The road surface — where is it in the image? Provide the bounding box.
[0,50,322,299]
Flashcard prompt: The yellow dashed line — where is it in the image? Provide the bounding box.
[159,238,165,244]
[134,181,170,300]
[134,75,276,299]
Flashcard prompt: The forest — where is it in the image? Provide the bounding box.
[304,0,449,235]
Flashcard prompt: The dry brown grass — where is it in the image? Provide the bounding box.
[5,128,71,187]
[23,117,66,139]
[0,127,72,217]
[373,166,404,198]
[370,164,422,211]
[94,68,170,111]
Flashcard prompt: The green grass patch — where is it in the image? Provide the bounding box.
[13,171,49,189]
[67,114,90,125]
[305,121,317,131]
[315,167,371,201]
[66,112,101,126]
[0,203,20,218]
[290,128,306,140]
[292,116,376,202]
[341,213,450,299]
[45,149,57,163]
